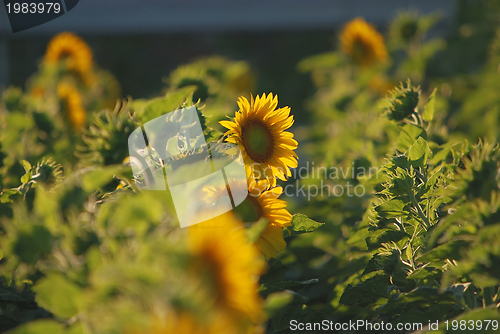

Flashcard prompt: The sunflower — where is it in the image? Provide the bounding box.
[187,212,266,329]
[57,82,87,131]
[220,93,298,187]
[142,311,263,334]
[44,32,94,84]
[340,17,388,67]
[202,178,292,259]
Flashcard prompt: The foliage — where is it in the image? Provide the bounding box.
[2,4,500,333]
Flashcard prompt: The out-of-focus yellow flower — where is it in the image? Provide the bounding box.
[341,17,388,67]
[57,82,86,131]
[44,32,95,85]
[141,311,264,334]
[369,73,395,96]
[220,93,298,187]
[202,179,292,259]
[187,212,266,330]
[30,86,45,98]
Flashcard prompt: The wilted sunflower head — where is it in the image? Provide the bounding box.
[385,80,421,122]
[341,17,389,67]
[57,82,87,131]
[44,32,95,85]
[220,93,298,187]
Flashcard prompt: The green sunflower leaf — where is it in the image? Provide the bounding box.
[33,274,84,319]
[407,137,431,169]
[8,319,64,334]
[397,123,427,152]
[246,218,269,243]
[261,278,319,297]
[284,214,324,237]
[374,198,410,218]
[423,88,437,122]
[139,86,196,124]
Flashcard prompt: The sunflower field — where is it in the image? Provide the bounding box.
[2,2,500,334]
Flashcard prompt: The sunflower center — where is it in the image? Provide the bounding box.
[241,120,274,162]
[233,195,263,223]
[352,39,368,60]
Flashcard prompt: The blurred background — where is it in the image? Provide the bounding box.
[0,0,454,125]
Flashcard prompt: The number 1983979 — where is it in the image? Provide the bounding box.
[6,2,61,14]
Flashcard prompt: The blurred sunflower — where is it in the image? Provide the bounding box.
[202,179,292,259]
[341,17,388,67]
[44,32,95,85]
[142,311,262,334]
[57,82,87,131]
[187,212,266,330]
[220,93,298,187]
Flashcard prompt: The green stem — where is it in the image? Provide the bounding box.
[483,287,494,308]
[409,192,431,230]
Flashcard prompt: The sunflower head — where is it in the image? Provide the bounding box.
[168,61,220,102]
[57,82,87,131]
[44,32,94,85]
[202,178,292,259]
[77,99,138,166]
[32,158,63,186]
[187,212,266,328]
[450,141,500,202]
[220,93,298,187]
[341,17,389,67]
[385,80,421,122]
[389,12,420,47]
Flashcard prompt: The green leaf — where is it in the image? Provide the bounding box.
[366,229,409,249]
[264,291,294,318]
[20,160,32,173]
[139,86,196,123]
[268,304,325,333]
[8,320,64,334]
[397,123,427,152]
[407,137,431,169]
[422,88,437,122]
[81,165,125,192]
[246,218,269,243]
[406,264,440,280]
[260,260,290,285]
[417,240,469,263]
[13,225,53,264]
[374,199,409,218]
[340,272,391,305]
[297,51,341,72]
[20,172,32,184]
[262,278,319,296]
[284,214,324,237]
[363,250,403,276]
[0,189,22,203]
[204,129,223,144]
[33,274,84,319]
[429,142,460,165]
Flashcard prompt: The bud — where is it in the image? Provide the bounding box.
[385,80,421,121]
